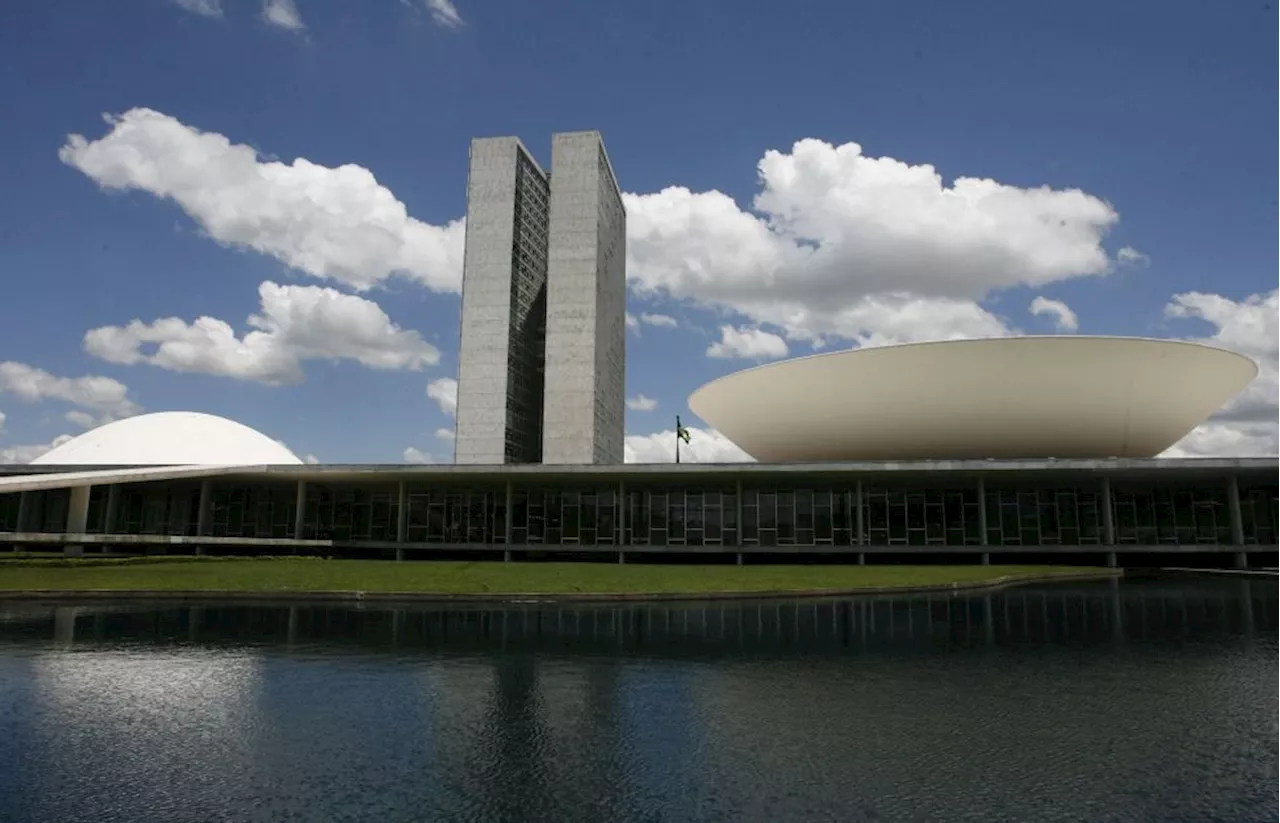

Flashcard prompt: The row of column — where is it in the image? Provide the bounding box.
[38,473,1256,567]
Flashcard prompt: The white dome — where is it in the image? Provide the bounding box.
[32,411,303,466]
[689,336,1258,461]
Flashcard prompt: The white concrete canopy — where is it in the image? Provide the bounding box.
[0,464,268,494]
[32,411,303,466]
[688,336,1258,462]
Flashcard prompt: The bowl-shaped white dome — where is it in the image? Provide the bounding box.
[32,411,303,466]
[688,337,1258,462]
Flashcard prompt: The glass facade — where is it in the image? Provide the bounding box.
[864,485,982,547]
[406,485,503,545]
[2,471,1277,551]
[627,487,737,547]
[0,488,74,533]
[1240,483,1279,545]
[0,493,15,532]
[118,482,200,536]
[504,147,551,464]
[210,483,297,540]
[985,485,1101,546]
[742,487,837,547]
[1110,482,1233,545]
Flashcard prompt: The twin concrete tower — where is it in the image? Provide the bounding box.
[454,132,626,465]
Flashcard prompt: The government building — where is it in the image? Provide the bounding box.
[455,132,626,466]
[0,133,1276,569]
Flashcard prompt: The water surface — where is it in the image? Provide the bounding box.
[0,577,1275,822]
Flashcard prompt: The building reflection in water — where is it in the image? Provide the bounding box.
[0,578,1274,821]
[3,578,1272,656]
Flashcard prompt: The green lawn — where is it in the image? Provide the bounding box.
[0,557,1109,595]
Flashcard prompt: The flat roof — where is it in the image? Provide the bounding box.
[1,457,1275,493]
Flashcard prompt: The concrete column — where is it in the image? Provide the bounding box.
[195,479,213,556]
[980,553,990,565]
[103,484,120,534]
[857,552,866,565]
[196,480,213,534]
[15,491,32,532]
[736,552,744,565]
[617,480,626,547]
[396,481,409,542]
[396,481,408,561]
[1227,474,1245,545]
[618,550,626,564]
[504,481,514,562]
[845,481,856,547]
[1101,476,1115,545]
[293,480,307,543]
[1105,551,1117,568]
[735,479,744,548]
[977,477,989,546]
[1227,475,1247,569]
[854,480,864,546]
[63,485,91,557]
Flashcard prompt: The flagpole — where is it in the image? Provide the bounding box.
[675,415,681,464]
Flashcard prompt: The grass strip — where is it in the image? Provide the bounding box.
[0,558,1106,595]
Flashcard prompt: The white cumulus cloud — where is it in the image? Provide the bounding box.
[83,281,440,385]
[425,0,464,27]
[639,312,677,328]
[1,434,75,466]
[404,445,448,464]
[626,394,657,411]
[403,446,430,463]
[624,138,1118,345]
[172,0,222,17]
[262,0,304,30]
[1029,296,1079,332]
[1117,246,1150,267]
[1162,289,1278,457]
[824,294,1013,349]
[63,410,97,429]
[0,361,140,423]
[427,377,458,417]
[435,427,455,441]
[706,325,790,360]
[60,108,464,292]
[624,427,753,464]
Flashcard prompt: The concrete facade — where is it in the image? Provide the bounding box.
[454,130,626,467]
[454,137,550,465]
[542,132,627,465]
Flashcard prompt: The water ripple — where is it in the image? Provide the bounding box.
[0,577,1274,822]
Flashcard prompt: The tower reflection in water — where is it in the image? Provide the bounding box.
[1,577,1276,822]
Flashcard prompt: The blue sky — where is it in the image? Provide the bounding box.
[0,0,1275,464]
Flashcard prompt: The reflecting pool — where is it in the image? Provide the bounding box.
[0,576,1275,822]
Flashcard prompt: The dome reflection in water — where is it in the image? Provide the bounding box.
[0,577,1275,822]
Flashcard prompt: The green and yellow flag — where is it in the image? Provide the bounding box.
[676,416,691,444]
